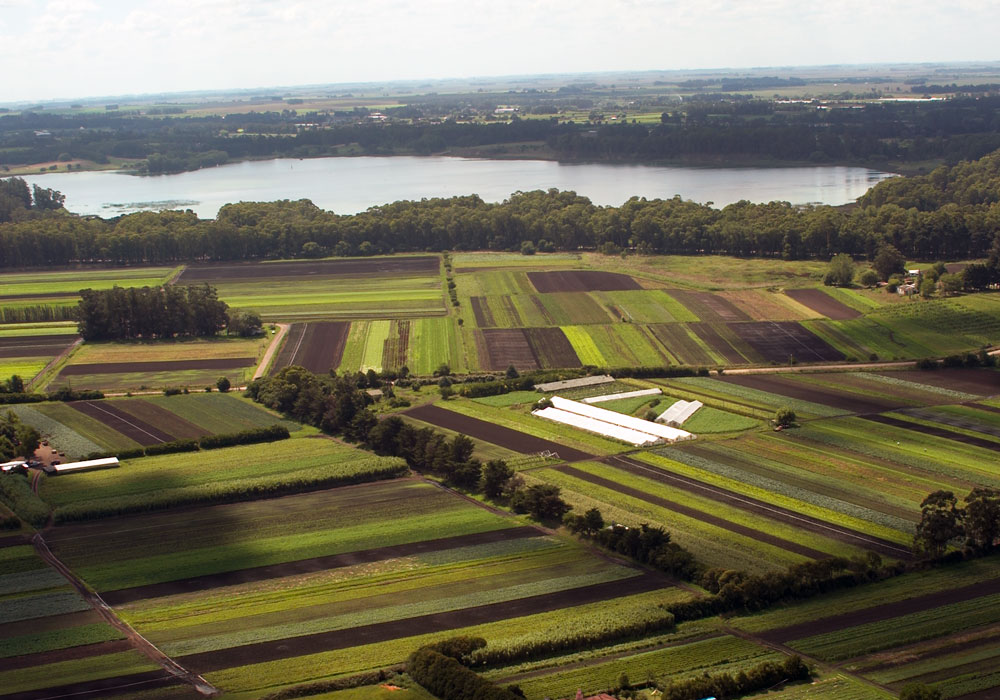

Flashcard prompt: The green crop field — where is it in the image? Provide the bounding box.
[0,267,178,297]
[144,393,300,434]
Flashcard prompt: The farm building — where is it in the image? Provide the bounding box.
[45,457,120,475]
[581,388,661,404]
[657,399,703,427]
[535,375,615,393]
[1,460,27,474]
[550,397,694,443]
[534,406,664,447]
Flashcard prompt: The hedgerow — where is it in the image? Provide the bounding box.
[658,655,811,700]
[0,474,49,527]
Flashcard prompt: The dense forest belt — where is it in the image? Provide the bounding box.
[102,526,541,604]
[4,96,1000,175]
[600,455,913,561]
[4,146,1000,268]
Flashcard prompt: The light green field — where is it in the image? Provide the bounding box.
[0,321,78,337]
[0,358,49,380]
[0,267,178,296]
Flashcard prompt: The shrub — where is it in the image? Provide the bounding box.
[0,393,47,405]
[163,387,183,396]
[199,424,290,450]
[144,439,199,456]
[409,644,520,700]
[0,474,49,527]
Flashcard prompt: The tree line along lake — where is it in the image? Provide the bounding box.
[20,155,896,218]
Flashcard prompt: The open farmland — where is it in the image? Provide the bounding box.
[178,256,445,321]
[9,393,298,458]
[269,321,349,374]
[786,288,863,320]
[21,478,672,698]
[46,335,269,391]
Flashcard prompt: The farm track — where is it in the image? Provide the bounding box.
[177,572,667,674]
[785,288,862,320]
[600,455,914,561]
[176,256,440,282]
[861,414,1000,453]
[27,336,83,390]
[30,533,219,697]
[255,322,289,379]
[553,463,829,560]
[71,400,175,445]
[101,526,542,604]
[0,669,181,700]
[59,357,255,375]
[404,404,594,462]
[757,576,1000,645]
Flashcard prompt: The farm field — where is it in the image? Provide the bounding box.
[45,335,270,391]
[178,256,445,321]
[10,392,298,458]
[0,328,79,385]
[17,477,677,699]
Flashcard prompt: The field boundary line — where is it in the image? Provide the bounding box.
[30,532,221,697]
[254,322,290,379]
[27,336,82,391]
[76,401,167,444]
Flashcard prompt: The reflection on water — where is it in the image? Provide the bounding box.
[21,156,896,219]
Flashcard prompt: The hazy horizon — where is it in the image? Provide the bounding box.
[2,0,999,103]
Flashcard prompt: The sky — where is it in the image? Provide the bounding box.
[2,0,999,103]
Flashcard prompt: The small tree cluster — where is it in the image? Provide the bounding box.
[0,410,41,461]
[78,284,229,340]
[407,637,522,700]
[914,488,1000,557]
[565,513,697,579]
[658,655,811,700]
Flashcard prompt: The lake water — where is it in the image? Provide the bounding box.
[21,156,896,219]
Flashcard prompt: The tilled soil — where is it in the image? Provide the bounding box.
[60,357,255,375]
[785,288,861,320]
[714,374,903,413]
[404,404,593,462]
[0,670,181,700]
[875,369,1000,396]
[70,400,176,446]
[526,270,641,293]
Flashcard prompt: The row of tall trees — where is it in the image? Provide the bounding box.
[77,284,229,340]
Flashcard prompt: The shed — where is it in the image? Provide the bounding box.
[47,457,120,475]
[535,375,615,393]
[365,389,384,401]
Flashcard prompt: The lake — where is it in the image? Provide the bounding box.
[21,156,896,219]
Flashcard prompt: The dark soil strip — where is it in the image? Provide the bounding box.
[785,289,861,320]
[759,576,1000,645]
[715,374,901,413]
[899,408,1000,439]
[269,322,307,375]
[103,526,541,604]
[0,610,101,640]
[0,334,78,348]
[115,400,208,440]
[526,270,641,293]
[861,414,1000,453]
[178,573,664,673]
[601,455,913,561]
[689,322,748,364]
[71,400,176,446]
[2,639,133,671]
[478,328,539,371]
[0,347,60,359]
[177,256,440,282]
[968,403,1000,415]
[0,670,180,700]
[729,321,844,364]
[669,290,751,323]
[877,369,1000,396]
[404,404,593,462]
[296,321,350,373]
[0,291,81,301]
[526,327,581,369]
[859,628,1000,675]
[953,687,1000,700]
[470,297,492,327]
[906,653,1000,686]
[0,533,28,548]
[555,463,828,560]
[60,357,255,375]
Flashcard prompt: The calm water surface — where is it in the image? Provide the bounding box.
[22,156,895,218]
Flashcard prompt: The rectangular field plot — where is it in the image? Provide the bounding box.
[785,288,862,320]
[729,321,844,363]
[594,289,699,324]
[270,321,350,374]
[0,266,178,297]
[40,437,405,525]
[527,270,641,293]
[560,325,671,368]
[177,256,440,283]
[667,289,750,322]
